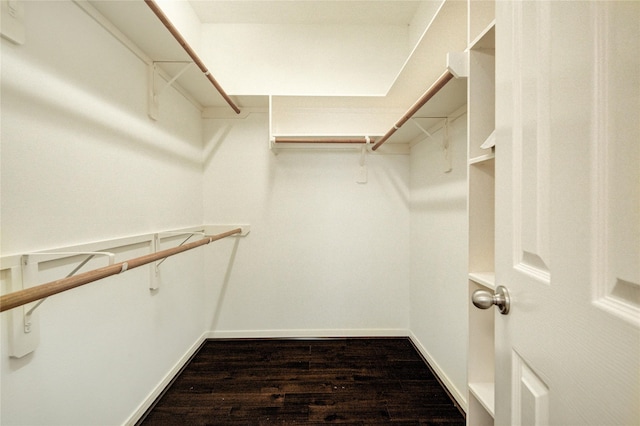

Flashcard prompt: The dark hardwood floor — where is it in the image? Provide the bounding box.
[138,338,465,425]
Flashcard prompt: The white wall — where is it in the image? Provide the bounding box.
[0,2,210,424]
[409,115,469,405]
[201,113,411,336]
[0,4,204,252]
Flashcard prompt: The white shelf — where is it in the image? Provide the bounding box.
[479,129,496,150]
[468,19,495,161]
[469,382,495,418]
[81,1,220,108]
[269,0,468,145]
[80,1,263,110]
[383,78,468,145]
[468,152,495,165]
[271,78,467,149]
[469,272,496,290]
[469,21,496,51]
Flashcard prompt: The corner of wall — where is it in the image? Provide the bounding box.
[409,331,468,413]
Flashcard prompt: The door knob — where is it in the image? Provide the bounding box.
[472,285,510,315]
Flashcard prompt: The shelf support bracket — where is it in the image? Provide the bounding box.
[10,251,114,358]
[148,61,193,120]
[442,118,452,173]
[356,137,371,184]
[151,231,205,290]
[411,117,452,173]
[155,231,205,267]
[411,119,436,141]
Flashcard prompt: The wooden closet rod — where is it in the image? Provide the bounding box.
[274,137,375,144]
[144,0,241,115]
[0,228,242,313]
[372,70,454,151]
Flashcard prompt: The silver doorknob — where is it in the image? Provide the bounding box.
[472,285,510,315]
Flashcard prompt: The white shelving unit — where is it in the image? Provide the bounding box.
[268,76,467,154]
[77,0,265,114]
[269,0,468,152]
[466,1,496,424]
[468,272,496,290]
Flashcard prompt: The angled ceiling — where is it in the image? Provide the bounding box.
[184,1,439,96]
[188,1,422,25]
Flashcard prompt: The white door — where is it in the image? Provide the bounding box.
[494,1,639,425]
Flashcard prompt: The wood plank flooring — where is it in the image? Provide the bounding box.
[138,338,465,425]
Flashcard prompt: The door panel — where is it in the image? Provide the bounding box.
[512,350,549,426]
[513,0,551,279]
[495,1,639,425]
[591,0,640,326]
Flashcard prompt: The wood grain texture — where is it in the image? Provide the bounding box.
[143,0,241,114]
[372,70,455,151]
[0,229,241,313]
[138,338,465,425]
[274,137,373,144]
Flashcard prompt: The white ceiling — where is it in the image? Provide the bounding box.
[188,1,422,25]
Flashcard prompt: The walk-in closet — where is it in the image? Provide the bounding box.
[1,1,638,425]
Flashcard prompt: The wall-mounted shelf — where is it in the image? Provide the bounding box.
[270,135,383,154]
[467,279,496,423]
[470,20,496,51]
[76,1,264,114]
[374,71,467,149]
[468,24,496,160]
[268,0,468,153]
[269,96,399,145]
[469,382,495,417]
[0,224,249,358]
[469,272,496,290]
[468,152,495,165]
[468,158,495,275]
[270,72,466,155]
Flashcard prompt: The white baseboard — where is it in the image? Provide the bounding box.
[205,328,409,339]
[408,330,468,413]
[124,332,207,426]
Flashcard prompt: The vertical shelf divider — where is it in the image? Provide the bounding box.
[466,1,496,424]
